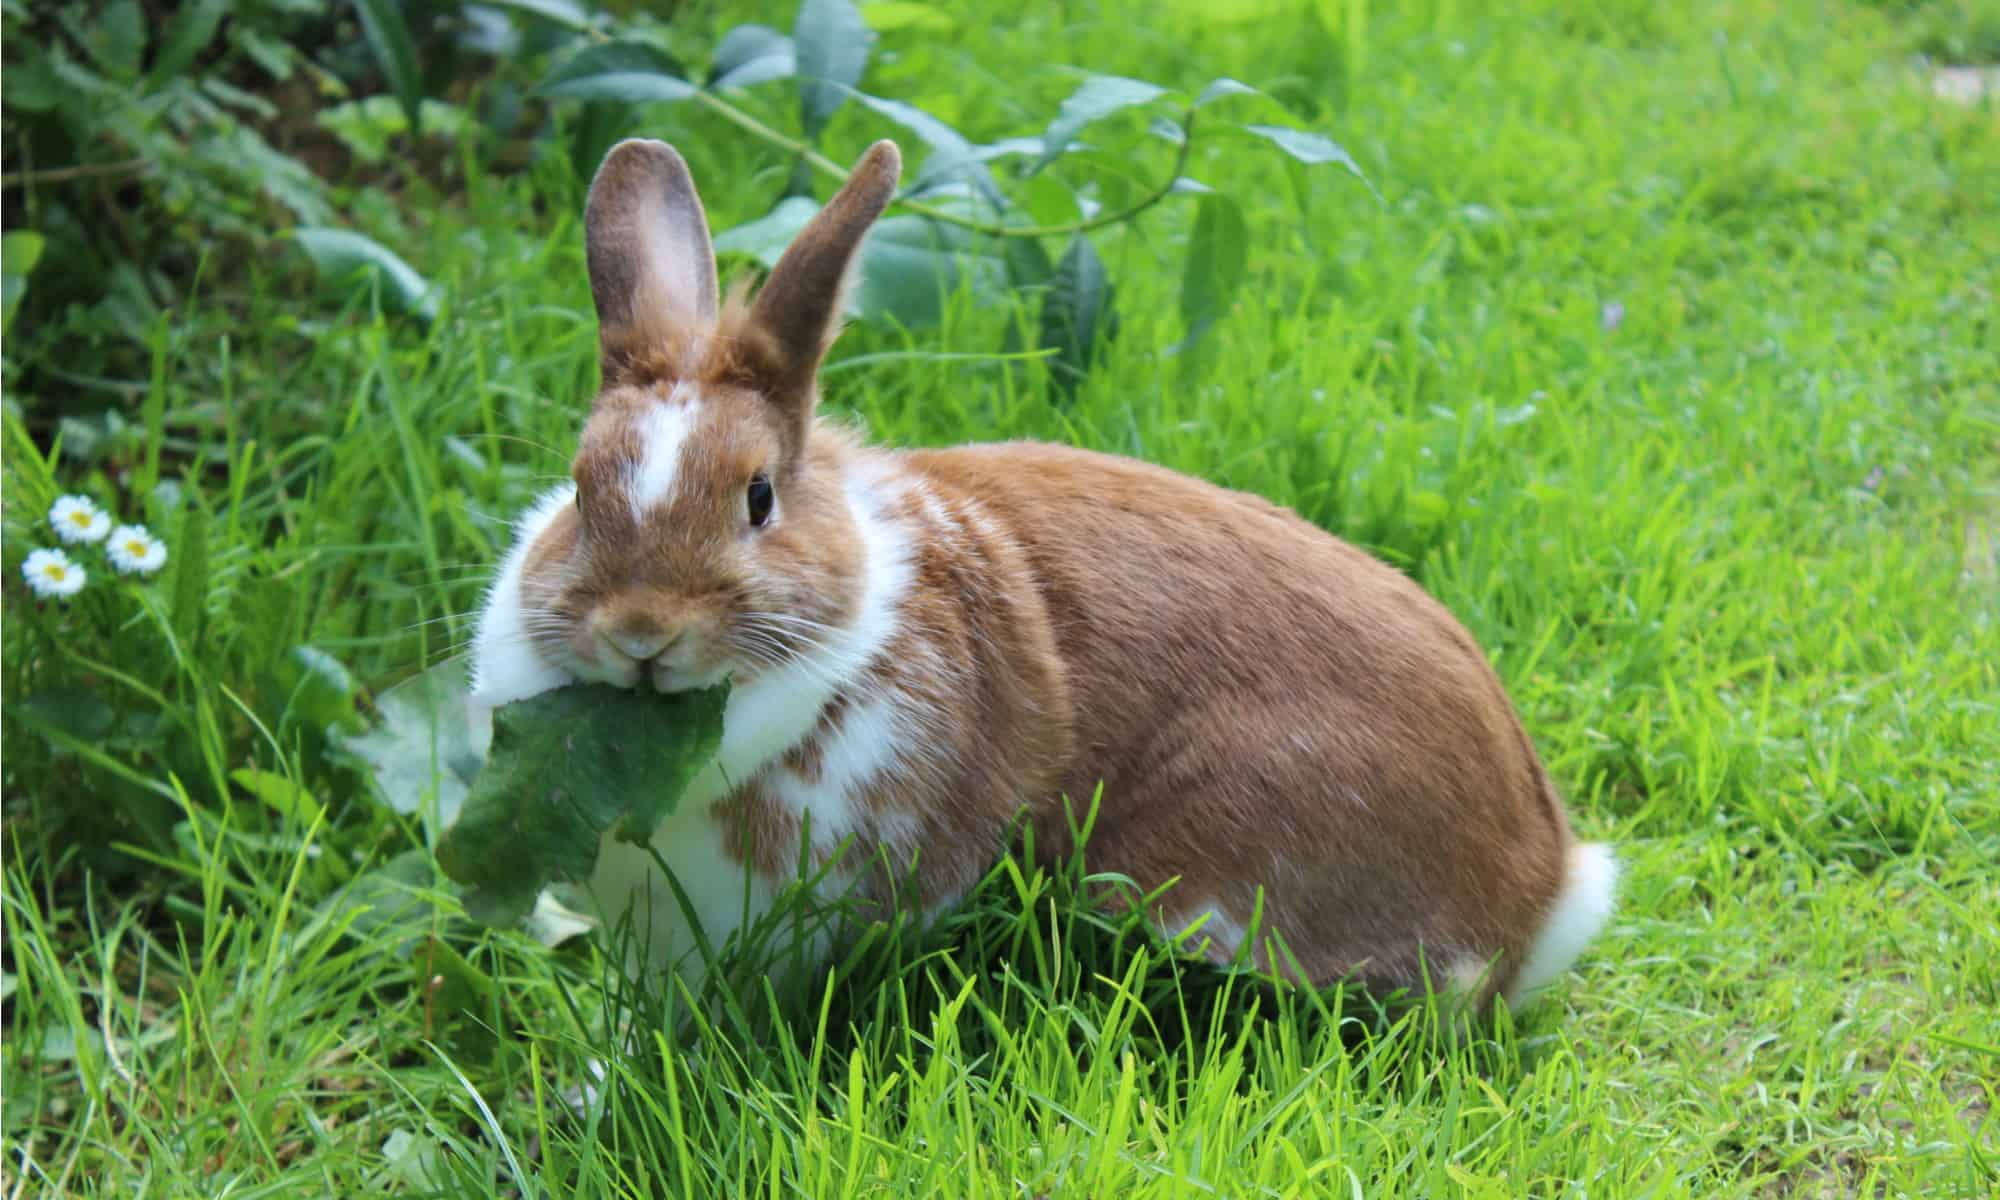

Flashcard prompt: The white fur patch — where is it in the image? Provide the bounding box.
[765,695,903,851]
[628,389,699,518]
[1162,905,1245,964]
[469,483,578,707]
[1506,841,1619,1006]
[585,801,779,992]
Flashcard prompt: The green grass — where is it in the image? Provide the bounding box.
[5,0,1998,1194]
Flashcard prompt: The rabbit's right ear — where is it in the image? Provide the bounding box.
[584,139,720,361]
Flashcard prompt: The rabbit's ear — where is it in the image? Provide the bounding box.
[747,140,901,383]
[584,139,720,354]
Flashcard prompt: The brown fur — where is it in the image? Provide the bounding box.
[525,138,1584,1004]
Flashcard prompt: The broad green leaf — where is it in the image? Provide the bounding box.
[1034,75,1169,173]
[149,0,228,84]
[709,24,795,90]
[1,230,44,335]
[332,658,487,836]
[1244,123,1377,195]
[231,768,324,825]
[794,0,871,141]
[435,684,730,927]
[538,40,697,103]
[1195,77,1260,107]
[294,228,438,322]
[861,1,954,33]
[1179,194,1248,340]
[354,0,425,135]
[857,217,1006,328]
[1038,233,1115,399]
[714,196,823,268]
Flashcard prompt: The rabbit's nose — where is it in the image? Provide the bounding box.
[606,627,681,664]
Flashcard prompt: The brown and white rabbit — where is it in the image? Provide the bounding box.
[468,138,1617,1008]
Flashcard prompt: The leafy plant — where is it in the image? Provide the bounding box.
[343,0,1375,389]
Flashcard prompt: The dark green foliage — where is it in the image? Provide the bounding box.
[1,0,1365,412]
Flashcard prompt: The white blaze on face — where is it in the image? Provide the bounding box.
[627,385,700,519]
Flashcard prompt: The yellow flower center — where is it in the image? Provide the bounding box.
[69,512,91,526]
[126,539,145,553]
[43,564,68,580]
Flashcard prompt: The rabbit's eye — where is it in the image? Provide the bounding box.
[747,473,775,527]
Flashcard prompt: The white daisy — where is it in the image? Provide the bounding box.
[22,547,87,599]
[106,524,169,576]
[49,495,111,544]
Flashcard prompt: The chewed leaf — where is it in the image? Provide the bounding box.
[434,683,729,927]
[1034,75,1169,173]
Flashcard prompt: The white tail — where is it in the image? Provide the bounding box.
[1505,841,1619,1007]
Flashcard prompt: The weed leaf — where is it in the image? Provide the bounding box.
[714,196,823,267]
[478,0,596,32]
[709,24,795,90]
[795,0,871,141]
[1038,232,1115,399]
[294,228,438,322]
[1180,193,1248,341]
[859,217,1006,328]
[1195,77,1260,107]
[1244,123,1376,194]
[353,0,424,135]
[1035,75,1169,172]
[538,41,697,103]
[1,230,44,335]
[850,92,1002,206]
[149,0,228,85]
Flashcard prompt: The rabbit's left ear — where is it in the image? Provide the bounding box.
[747,140,902,388]
[584,139,720,358]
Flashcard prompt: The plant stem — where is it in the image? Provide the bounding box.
[690,89,1195,240]
[0,158,152,189]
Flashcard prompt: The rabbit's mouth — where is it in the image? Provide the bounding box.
[650,658,732,694]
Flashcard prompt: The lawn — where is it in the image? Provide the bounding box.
[4,0,1997,1195]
